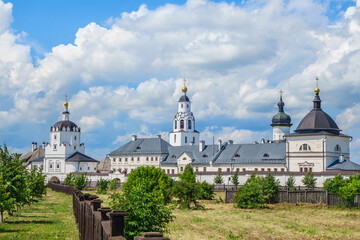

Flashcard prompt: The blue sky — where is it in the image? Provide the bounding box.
[1,0,360,162]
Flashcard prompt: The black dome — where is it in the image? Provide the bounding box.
[271,112,292,126]
[51,120,79,132]
[178,94,190,102]
[295,91,340,135]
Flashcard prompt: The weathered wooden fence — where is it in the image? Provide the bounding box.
[225,188,360,207]
[48,183,169,240]
[214,184,240,192]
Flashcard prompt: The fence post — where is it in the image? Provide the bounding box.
[99,207,112,221]
[287,187,289,203]
[325,190,329,205]
[225,189,228,203]
[91,199,103,211]
[108,210,129,237]
[134,232,170,240]
[305,189,307,203]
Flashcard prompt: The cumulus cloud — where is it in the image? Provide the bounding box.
[79,116,105,132]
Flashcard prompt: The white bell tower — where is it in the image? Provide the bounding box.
[170,79,200,146]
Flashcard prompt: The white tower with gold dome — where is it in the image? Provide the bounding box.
[170,80,199,146]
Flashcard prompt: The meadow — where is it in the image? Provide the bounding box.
[1,190,360,240]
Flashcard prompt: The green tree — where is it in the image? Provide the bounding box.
[323,174,348,193]
[109,183,173,239]
[199,181,214,200]
[338,176,360,207]
[74,173,89,190]
[262,174,280,203]
[123,166,173,204]
[214,169,224,184]
[97,178,110,194]
[235,175,265,209]
[64,173,75,186]
[232,169,239,187]
[26,166,47,201]
[172,181,203,209]
[302,172,317,189]
[109,178,118,191]
[286,174,296,190]
[0,175,15,223]
[179,164,196,183]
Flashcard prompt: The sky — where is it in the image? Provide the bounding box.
[1,0,360,162]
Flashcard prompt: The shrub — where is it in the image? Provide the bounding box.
[262,174,280,203]
[74,173,89,190]
[199,181,214,200]
[338,176,360,207]
[109,183,173,239]
[323,174,348,193]
[97,178,110,194]
[235,175,265,209]
[123,166,173,204]
[302,172,317,189]
[232,169,239,186]
[179,164,196,183]
[286,174,295,190]
[109,178,118,191]
[64,173,75,186]
[172,181,203,209]
[214,169,224,184]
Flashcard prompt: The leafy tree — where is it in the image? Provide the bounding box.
[199,181,214,200]
[214,169,224,184]
[74,173,89,190]
[109,178,118,191]
[286,174,296,190]
[97,178,110,194]
[262,174,280,203]
[232,169,239,187]
[109,183,173,239]
[26,166,47,201]
[64,173,75,186]
[0,175,14,223]
[323,174,348,193]
[123,166,173,204]
[302,172,317,189]
[235,175,265,209]
[179,164,196,183]
[338,176,360,207]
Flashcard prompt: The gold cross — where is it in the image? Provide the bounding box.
[183,78,187,87]
[280,89,283,97]
[315,76,319,88]
[65,94,68,102]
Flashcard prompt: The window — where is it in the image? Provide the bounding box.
[261,168,265,171]
[267,168,271,171]
[183,157,186,160]
[235,154,240,157]
[53,144,57,150]
[334,145,341,152]
[309,167,312,172]
[151,157,153,162]
[196,167,199,172]
[113,158,116,163]
[74,146,76,150]
[255,168,258,172]
[175,121,177,129]
[263,153,269,157]
[155,157,158,162]
[167,169,170,174]
[304,167,308,172]
[187,104,189,108]
[74,136,77,140]
[119,158,122,163]
[185,137,187,143]
[49,163,53,168]
[202,154,208,157]
[54,135,57,140]
[80,167,82,170]
[125,158,128,163]
[180,167,183,171]
[171,169,175,174]
[227,168,230,172]
[188,120,192,129]
[274,168,278,172]
[181,104,183,108]
[236,168,240,172]
[242,168,246,172]
[88,167,90,170]
[137,157,140,162]
[180,120,184,129]
[171,155,176,158]
[174,135,176,143]
[57,164,60,168]
[281,168,285,172]
[94,167,96,170]
[146,157,149,162]
[131,157,134,162]
[299,144,311,151]
[193,137,195,143]
[203,167,206,172]
[300,167,303,172]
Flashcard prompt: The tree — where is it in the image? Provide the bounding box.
[214,169,224,184]
[26,166,47,201]
[179,164,196,183]
[0,175,14,223]
[64,173,75,186]
[97,178,110,194]
[123,166,173,204]
[109,178,118,191]
[232,169,239,187]
[235,175,265,209]
[286,174,295,190]
[262,174,280,203]
[199,181,214,200]
[109,183,173,240]
[323,174,348,193]
[338,175,360,207]
[302,172,317,189]
[74,173,89,190]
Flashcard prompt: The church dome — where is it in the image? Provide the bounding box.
[271,91,292,127]
[178,94,190,102]
[295,82,340,135]
[51,120,79,132]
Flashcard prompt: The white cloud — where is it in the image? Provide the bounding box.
[79,116,105,132]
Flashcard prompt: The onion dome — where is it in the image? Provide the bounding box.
[271,90,292,127]
[295,77,341,135]
[178,78,190,102]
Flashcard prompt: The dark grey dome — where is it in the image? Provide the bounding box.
[51,120,79,132]
[178,94,190,102]
[271,94,292,127]
[295,91,340,135]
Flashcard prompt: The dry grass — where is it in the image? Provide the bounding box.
[166,192,360,240]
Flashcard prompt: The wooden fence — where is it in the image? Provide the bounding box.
[48,183,169,240]
[225,188,360,207]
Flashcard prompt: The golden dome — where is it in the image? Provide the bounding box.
[182,78,187,93]
[314,77,320,94]
[64,95,69,107]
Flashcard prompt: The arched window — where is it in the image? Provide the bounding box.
[263,153,269,157]
[299,144,311,151]
[175,121,177,129]
[188,120,192,129]
[180,120,184,129]
[334,144,341,152]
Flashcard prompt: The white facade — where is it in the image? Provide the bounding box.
[273,126,290,141]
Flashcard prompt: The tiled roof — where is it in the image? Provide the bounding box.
[21,147,45,165]
[66,152,98,163]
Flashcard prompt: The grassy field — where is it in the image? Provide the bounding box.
[0,189,78,240]
[1,189,360,240]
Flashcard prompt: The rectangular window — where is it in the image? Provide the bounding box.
[304,167,308,172]
[171,169,174,174]
[88,167,90,170]
[53,144,57,150]
[167,169,170,174]
[180,167,183,171]
[119,158,122,163]
[146,157,149,162]
[274,168,278,172]
[131,157,134,162]
[56,164,60,168]
[261,168,265,172]
[185,137,187,143]
[80,167,82,170]
[236,168,240,172]
[203,167,206,172]
[227,168,230,172]
[300,167,303,172]
[196,167,199,172]
[281,168,285,172]
[151,157,153,162]
[113,158,116,163]
[94,167,96,170]
[268,168,271,171]
[125,158,128,163]
[309,167,312,172]
[137,157,140,162]
[254,168,258,172]
[242,168,246,172]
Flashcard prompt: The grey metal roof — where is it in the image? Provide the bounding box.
[109,137,171,155]
[66,152,98,163]
[178,94,190,102]
[52,120,79,131]
[327,160,360,171]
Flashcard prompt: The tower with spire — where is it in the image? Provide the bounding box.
[169,79,199,146]
[271,90,292,141]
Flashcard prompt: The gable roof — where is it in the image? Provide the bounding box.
[21,147,45,165]
[66,152,98,163]
[109,137,171,156]
[327,159,360,171]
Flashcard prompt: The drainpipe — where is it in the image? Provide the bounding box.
[286,140,289,171]
[322,136,327,172]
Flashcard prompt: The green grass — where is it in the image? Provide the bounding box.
[0,189,78,240]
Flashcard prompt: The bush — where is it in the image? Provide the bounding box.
[338,175,360,207]
[323,174,348,193]
[214,169,224,184]
[109,183,173,240]
[172,181,203,209]
[97,178,110,194]
[109,178,118,191]
[199,181,214,200]
[74,173,89,190]
[286,174,295,190]
[235,175,265,209]
[123,166,173,204]
[232,169,239,186]
[262,174,280,203]
[64,173,75,186]
[302,172,317,189]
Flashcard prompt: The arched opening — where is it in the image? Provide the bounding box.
[299,144,311,151]
[180,120,184,129]
[175,120,177,129]
[334,144,341,152]
[49,176,60,183]
[188,119,192,129]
